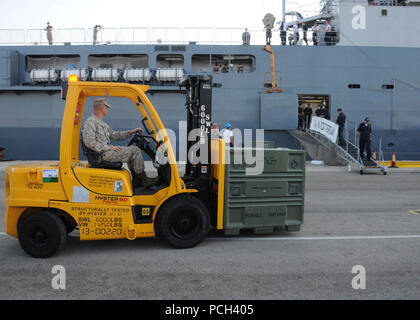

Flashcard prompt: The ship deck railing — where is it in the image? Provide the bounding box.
[0,27,338,46]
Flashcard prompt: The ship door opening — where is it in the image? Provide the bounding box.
[297,94,330,128]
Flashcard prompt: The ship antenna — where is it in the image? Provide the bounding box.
[282,0,286,21]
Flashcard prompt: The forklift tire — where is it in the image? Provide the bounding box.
[61,215,77,234]
[17,210,67,258]
[155,196,210,249]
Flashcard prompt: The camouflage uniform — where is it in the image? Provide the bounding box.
[82,115,145,177]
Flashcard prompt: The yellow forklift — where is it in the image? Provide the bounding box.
[4,75,305,258]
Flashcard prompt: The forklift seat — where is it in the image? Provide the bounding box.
[80,135,123,170]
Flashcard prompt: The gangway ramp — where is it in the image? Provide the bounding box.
[289,118,387,175]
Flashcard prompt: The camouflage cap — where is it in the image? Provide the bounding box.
[93,98,111,109]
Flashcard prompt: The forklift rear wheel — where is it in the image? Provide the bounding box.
[17,210,67,258]
[155,196,210,249]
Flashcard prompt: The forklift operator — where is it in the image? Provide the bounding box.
[82,98,159,188]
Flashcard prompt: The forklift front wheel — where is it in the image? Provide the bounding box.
[17,210,67,258]
[61,214,77,234]
[155,196,210,249]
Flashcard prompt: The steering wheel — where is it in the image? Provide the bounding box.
[128,133,167,169]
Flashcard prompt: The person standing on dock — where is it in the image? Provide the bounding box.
[211,123,223,139]
[93,25,102,45]
[336,108,346,146]
[279,19,287,45]
[242,28,251,45]
[222,123,234,147]
[45,22,53,45]
[357,117,372,160]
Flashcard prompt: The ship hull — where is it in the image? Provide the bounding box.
[1,44,420,160]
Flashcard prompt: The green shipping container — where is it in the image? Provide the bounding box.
[251,141,276,148]
[223,147,305,235]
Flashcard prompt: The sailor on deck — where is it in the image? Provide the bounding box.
[324,21,332,45]
[312,23,320,46]
[265,28,272,45]
[302,22,308,45]
[45,22,53,45]
[292,22,300,45]
[93,25,102,45]
[280,19,287,45]
[242,28,251,45]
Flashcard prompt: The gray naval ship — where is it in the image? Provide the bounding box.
[1,0,420,161]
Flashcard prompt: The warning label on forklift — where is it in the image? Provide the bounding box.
[88,175,115,188]
[114,181,123,192]
[72,186,90,203]
[42,169,58,183]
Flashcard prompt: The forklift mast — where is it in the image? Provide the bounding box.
[180,75,213,203]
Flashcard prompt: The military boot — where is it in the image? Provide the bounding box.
[138,171,160,188]
[131,173,143,189]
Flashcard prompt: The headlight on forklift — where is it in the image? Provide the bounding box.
[5,173,10,197]
[68,74,78,82]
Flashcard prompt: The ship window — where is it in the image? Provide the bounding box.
[171,45,186,52]
[348,84,361,89]
[155,45,170,51]
[228,55,254,73]
[192,54,211,72]
[382,84,394,89]
[88,54,149,69]
[192,54,254,74]
[25,55,80,71]
[156,54,184,68]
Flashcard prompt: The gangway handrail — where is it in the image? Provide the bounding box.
[305,114,387,174]
[343,118,387,172]
[306,128,363,170]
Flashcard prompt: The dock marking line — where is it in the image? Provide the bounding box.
[208,235,420,241]
[1,233,420,241]
[408,210,420,215]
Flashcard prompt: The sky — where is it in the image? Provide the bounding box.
[0,0,321,30]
